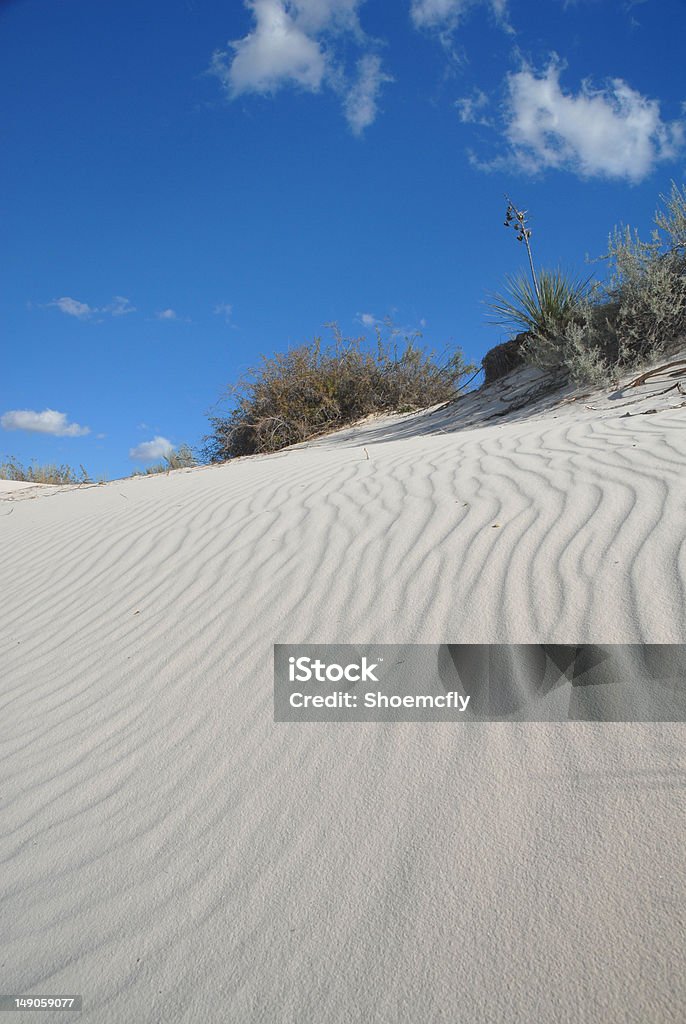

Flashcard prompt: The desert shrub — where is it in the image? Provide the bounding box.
[511,295,612,384]
[536,306,611,384]
[165,444,196,469]
[489,182,686,384]
[561,182,686,378]
[0,457,91,484]
[204,325,474,460]
[597,187,686,365]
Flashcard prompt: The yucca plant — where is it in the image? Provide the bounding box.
[487,267,592,339]
[484,182,686,384]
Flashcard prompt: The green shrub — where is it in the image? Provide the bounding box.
[204,325,474,460]
[0,457,91,485]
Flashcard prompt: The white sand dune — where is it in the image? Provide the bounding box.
[2,358,685,1022]
[0,479,51,494]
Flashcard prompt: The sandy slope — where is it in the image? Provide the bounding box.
[1,360,685,1023]
[0,480,50,494]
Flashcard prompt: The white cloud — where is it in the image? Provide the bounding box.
[293,0,361,32]
[344,54,392,135]
[504,63,684,182]
[455,87,491,125]
[46,295,136,319]
[214,302,234,322]
[411,0,509,31]
[104,296,136,316]
[411,0,465,28]
[1,409,90,437]
[210,0,388,133]
[357,311,425,335]
[49,296,95,319]
[156,309,178,320]
[129,436,174,461]
[212,0,327,95]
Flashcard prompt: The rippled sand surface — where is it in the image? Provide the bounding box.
[2,359,685,1022]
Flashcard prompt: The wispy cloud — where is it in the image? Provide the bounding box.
[343,55,393,135]
[410,0,511,34]
[103,296,136,316]
[46,295,136,320]
[1,409,90,437]
[153,308,192,323]
[455,87,492,125]
[214,302,234,322]
[48,297,96,319]
[499,62,684,182]
[129,436,174,461]
[210,0,389,134]
[356,311,427,336]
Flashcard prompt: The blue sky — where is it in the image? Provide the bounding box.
[2,0,685,479]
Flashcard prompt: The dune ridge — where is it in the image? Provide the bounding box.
[1,359,685,1022]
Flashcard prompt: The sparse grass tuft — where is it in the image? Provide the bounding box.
[132,444,197,475]
[0,457,92,485]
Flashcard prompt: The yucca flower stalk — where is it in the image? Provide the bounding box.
[504,195,540,305]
